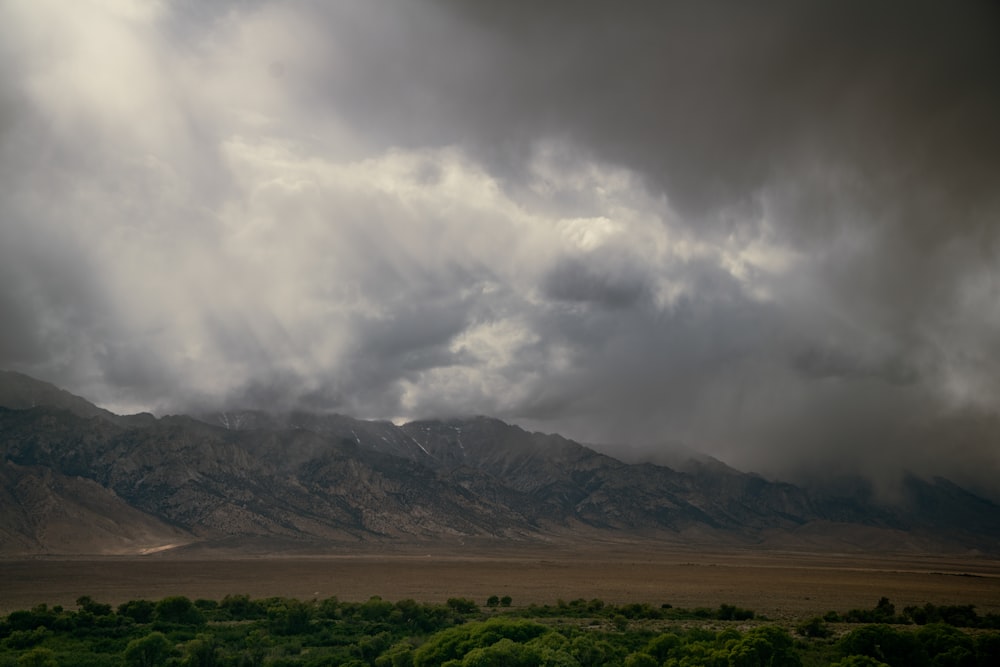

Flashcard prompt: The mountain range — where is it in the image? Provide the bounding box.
[1,370,998,556]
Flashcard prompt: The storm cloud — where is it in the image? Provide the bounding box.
[1,1,998,496]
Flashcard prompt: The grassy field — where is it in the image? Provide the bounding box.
[3,544,998,619]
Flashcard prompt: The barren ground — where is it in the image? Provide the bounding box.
[3,544,999,620]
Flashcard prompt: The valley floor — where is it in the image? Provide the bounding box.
[2,543,999,619]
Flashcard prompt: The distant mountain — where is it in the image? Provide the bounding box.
[0,371,116,420]
[1,371,998,555]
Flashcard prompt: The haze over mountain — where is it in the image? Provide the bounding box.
[1,2,999,503]
[2,371,998,556]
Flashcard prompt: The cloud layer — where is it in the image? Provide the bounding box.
[2,1,999,495]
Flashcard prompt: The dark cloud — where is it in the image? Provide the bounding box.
[791,344,920,386]
[542,257,650,309]
[321,2,1000,222]
[1,1,998,498]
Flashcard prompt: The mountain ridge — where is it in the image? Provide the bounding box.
[1,370,998,556]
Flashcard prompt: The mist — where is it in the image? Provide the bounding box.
[1,1,998,497]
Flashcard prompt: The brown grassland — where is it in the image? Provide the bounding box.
[2,543,999,620]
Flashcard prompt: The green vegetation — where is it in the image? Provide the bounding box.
[826,597,1000,629]
[0,595,997,666]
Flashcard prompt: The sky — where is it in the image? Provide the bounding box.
[1,1,999,495]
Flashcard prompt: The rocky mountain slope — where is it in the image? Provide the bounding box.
[1,370,998,555]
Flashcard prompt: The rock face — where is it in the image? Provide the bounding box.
[1,370,998,555]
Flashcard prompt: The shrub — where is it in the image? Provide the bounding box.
[118,600,156,624]
[5,628,50,650]
[460,637,542,667]
[75,597,112,617]
[124,631,174,667]
[316,596,340,620]
[796,617,832,638]
[838,624,928,666]
[182,633,219,667]
[242,629,270,667]
[645,633,681,662]
[916,623,973,661]
[267,599,314,635]
[154,596,205,626]
[623,651,658,667]
[360,596,394,623]
[446,598,478,614]
[412,619,550,667]
[844,598,901,624]
[718,604,755,621]
[975,633,1000,665]
[569,633,622,667]
[375,640,416,667]
[219,594,267,621]
[16,647,58,667]
[830,657,891,667]
[903,603,981,628]
[6,607,56,632]
[728,626,801,667]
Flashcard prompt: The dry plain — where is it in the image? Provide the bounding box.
[3,544,999,620]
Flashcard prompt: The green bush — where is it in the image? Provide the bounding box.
[374,640,416,667]
[838,624,928,666]
[15,647,57,667]
[124,631,173,667]
[6,608,56,633]
[267,599,314,635]
[569,633,622,667]
[359,596,395,623]
[412,619,549,667]
[75,597,112,617]
[446,598,478,614]
[830,657,891,667]
[118,600,155,625]
[843,598,902,624]
[219,594,267,621]
[916,623,973,663]
[181,633,219,667]
[645,633,681,662]
[460,638,542,667]
[796,617,832,638]
[623,651,658,667]
[153,597,205,626]
[4,628,50,650]
[718,603,755,621]
[903,603,981,628]
[975,633,1000,666]
[728,626,801,667]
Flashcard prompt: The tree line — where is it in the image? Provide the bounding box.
[1,594,998,666]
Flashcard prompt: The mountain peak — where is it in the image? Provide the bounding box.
[0,371,113,420]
